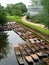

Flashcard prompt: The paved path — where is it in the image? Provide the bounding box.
[22,16,45,28]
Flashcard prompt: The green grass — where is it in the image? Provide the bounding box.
[7,15,49,35]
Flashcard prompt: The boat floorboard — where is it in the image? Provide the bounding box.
[31,54,39,60]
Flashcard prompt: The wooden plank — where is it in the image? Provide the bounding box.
[43,58,49,65]
[36,52,43,57]
[40,51,48,57]
[25,56,33,63]
[22,34,28,39]
[14,45,25,65]
[44,49,49,55]
[31,54,39,60]
[14,46,21,55]
[19,44,27,55]
[37,43,49,55]
[41,43,49,50]
[33,38,40,43]
[17,55,24,65]
[32,43,40,50]
[26,43,35,53]
[45,44,49,49]
[22,44,32,53]
[29,39,35,43]
[37,43,45,49]
[17,32,22,35]
[19,44,33,63]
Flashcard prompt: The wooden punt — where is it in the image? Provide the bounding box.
[18,44,27,55]
[27,43,48,58]
[38,49,48,58]
[20,36,26,41]
[25,56,33,63]
[15,28,20,32]
[34,40,40,43]
[28,35,35,39]
[19,44,33,63]
[17,32,22,35]
[18,27,24,30]
[43,48,49,55]
[33,38,39,40]
[40,39,44,43]
[44,44,49,49]
[25,32,33,39]
[22,44,39,61]
[26,43,36,53]
[26,31,32,36]
[28,36,33,39]
[32,48,44,58]
[36,43,46,49]
[36,52,43,58]
[41,43,49,50]
[20,34,29,41]
[21,34,29,39]
[22,29,27,33]
[27,43,43,58]
[18,27,24,32]
[46,50,49,55]
[37,43,49,55]
[43,58,49,65]
[31,54,39,61]
[35,49,47,58]
[14,45,24,65]
[41,43,49,55]
[28,39,35,43]
[33,38,41,43]
[16,54,24,65]
[39,51,48,58]
[14,45,21,55]
[22,44,32,53]
[15,25,21,28]
[31,43,40,50]
[26,31,35,38]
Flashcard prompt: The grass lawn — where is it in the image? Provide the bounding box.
[7,15,49,35]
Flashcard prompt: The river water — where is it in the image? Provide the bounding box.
[0,30,46,65]
[0,30,25,65]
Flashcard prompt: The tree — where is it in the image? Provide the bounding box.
[6,2,27,16]
[40,0,49,28]
[0,4,7,25]
[31,0,40,6]
[6,4,12,15]
[17,2,27,13]
[31,0,49,29]
[36,0,49,29]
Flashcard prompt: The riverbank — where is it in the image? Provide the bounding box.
[7,15,49,42]
[22,16,45,28]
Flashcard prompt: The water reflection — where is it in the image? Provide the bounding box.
[0,31,9,60]
[5,30,25,45]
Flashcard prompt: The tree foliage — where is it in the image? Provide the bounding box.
[31,0,40,6]
[6,2,27,16]
[0,31,9,60]
[0,4,7,25]
[31,0,49,29]
[40,0,49,28]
